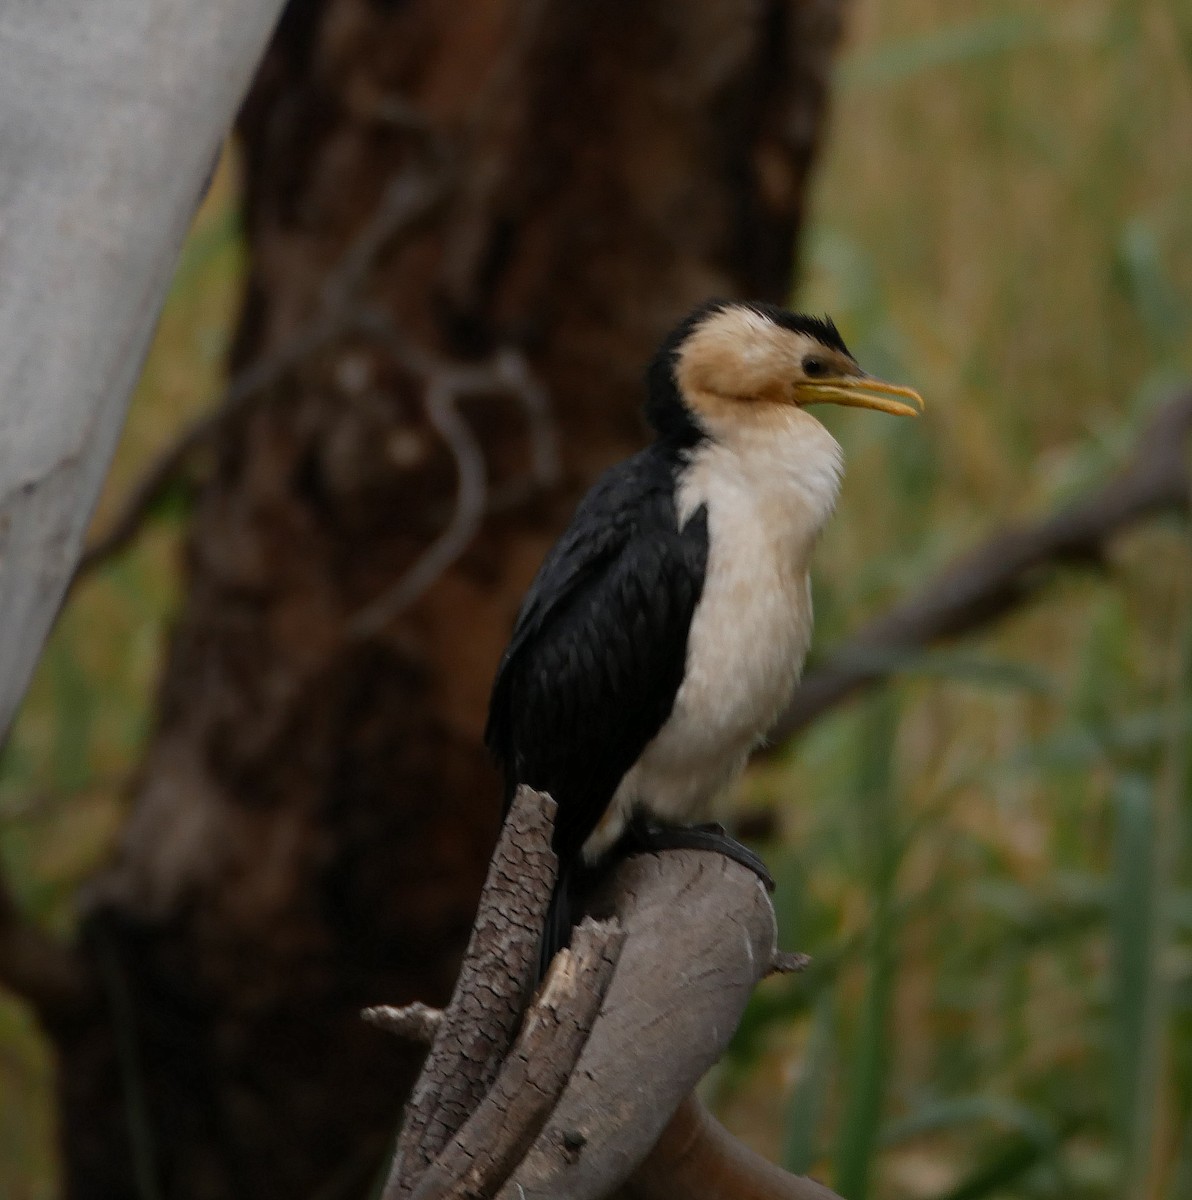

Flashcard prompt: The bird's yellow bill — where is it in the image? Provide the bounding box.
[799,377,925,418]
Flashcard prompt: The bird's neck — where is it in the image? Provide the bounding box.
[673,409,842,559]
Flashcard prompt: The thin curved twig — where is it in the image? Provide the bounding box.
[348,361,490,640]
[346,310,559,639]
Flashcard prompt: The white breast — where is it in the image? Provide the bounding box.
[583,410,842,860]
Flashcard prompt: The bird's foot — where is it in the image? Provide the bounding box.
[625,821,775,891]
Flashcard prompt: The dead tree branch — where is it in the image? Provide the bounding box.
[494,851,786,1200]
[625,1095,842,1200]
[376,787,843,1200]
[771,390,1192,743]
[409,918,625,1200]
[347,312,558,637]
[388,785,560,1195]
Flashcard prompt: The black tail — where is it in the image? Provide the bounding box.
[538,823,658,979]
[538,863,578,980]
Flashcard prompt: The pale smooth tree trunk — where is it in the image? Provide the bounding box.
[0,0,287,742]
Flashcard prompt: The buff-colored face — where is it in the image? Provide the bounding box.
[673,306,923,426]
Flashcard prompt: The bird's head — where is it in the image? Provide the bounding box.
[645,300,923,444]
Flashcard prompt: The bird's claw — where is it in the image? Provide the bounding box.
[625,821,776,891]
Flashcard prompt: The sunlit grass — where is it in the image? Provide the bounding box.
[2,1,1191,1196]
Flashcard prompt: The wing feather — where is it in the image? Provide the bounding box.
[485,447,707,862]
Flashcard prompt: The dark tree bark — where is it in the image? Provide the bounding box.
[49,2,845,1196]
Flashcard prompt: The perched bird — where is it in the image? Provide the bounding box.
[486,300,922,963]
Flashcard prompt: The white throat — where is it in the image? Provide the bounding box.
[580,409,842,863]
[676,407,843,553]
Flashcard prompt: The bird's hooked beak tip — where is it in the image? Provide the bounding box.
[797,374,925,418]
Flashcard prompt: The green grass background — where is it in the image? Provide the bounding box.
[2,1,1191,1196]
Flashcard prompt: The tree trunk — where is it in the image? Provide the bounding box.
[0,0,285,742]
[53,1,845,1196]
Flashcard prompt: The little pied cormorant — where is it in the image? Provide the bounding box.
[486,300,923,961]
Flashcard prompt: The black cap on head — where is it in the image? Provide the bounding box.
[742,302,851,357]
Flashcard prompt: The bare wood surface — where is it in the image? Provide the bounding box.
[364,1002,444,1045]
[392,786,559,1193]
[771,390,1192,743]
[408,918,625,1200]
[496,850,779,1200]
[626,1095,841,1200]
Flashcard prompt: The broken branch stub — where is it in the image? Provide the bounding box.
[389,785,559,1195]
[496,850,780,1200]
[409,917,626,1200]
[375,791,843,1200]
[363,1001,444,1045]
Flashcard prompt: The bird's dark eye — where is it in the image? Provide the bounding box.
[802,357,827,377]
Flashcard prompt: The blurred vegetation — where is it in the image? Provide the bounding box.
[712,3,1192,1199]
[2,1,1191,1197]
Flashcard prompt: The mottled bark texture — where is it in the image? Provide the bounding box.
[53,1,845,1196]
[394,787,561,1187]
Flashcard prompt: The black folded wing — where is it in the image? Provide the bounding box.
[485,445,708,863]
